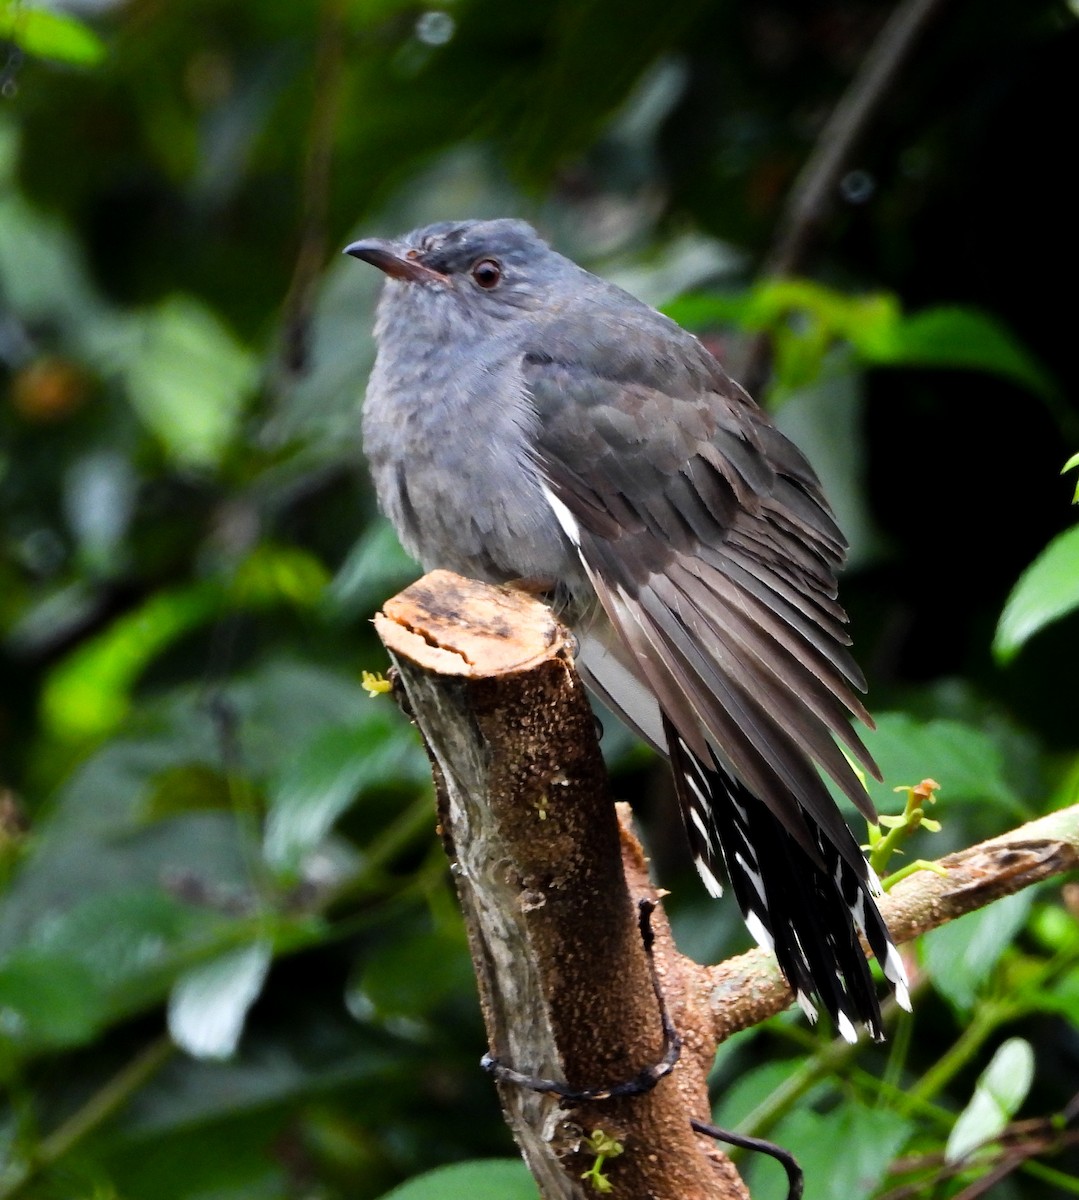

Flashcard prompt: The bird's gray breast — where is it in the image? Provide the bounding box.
[362,338,579,587]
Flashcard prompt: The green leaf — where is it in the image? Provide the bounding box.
[349,927,472,1023]
[0,179,112,341]
[0,706,254,964]
[710,1058,821,1133]
[0,952,106,1049]
[854,713,1021,816]
[124,295,256,467]
[663,285,1055,402]
[664,280,901,399]
[263,713,427,877]
[1028,903,1079,956]
[770,358,881,569]
[112,1005,403,1140]
[1064,452,1079,503]
[922,891,1033,1014]
[1039,967,1079,1023]
[41,552,332,745]
[324,520,419,621]
[946,1038,1035,1163]
[2,6,107,66]
[143,763,234,819]
[97,1025,413,1199]
[27,887,212,975]
[870,306,1057,399]
[660,289,748,330]
[101,1113,288,1200]
[263,723,379,877]
[229,543,330,608]
[40,581,222,742]
[373,1160,537,1200]
[764,1104,915,1200]
[994,524,1079,662]
[168,940,273,1061]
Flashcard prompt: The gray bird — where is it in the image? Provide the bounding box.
[346,218,910,1041]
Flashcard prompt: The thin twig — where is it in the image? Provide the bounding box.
[0,1036,174,1200]
[741,0,951,394]
[763,0,951,279]
[881,1114,1079,1200]
[278,0,346,377]
[691,1118,804,1200]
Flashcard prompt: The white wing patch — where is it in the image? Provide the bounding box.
[540,484,583,550]
[695,855,725,899]
[745,910,775,953]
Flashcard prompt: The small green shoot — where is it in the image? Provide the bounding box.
[361,670,392,697]
[866,779,944,885]
[580,1129,624,1194]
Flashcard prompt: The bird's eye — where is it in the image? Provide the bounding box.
[471,258,502,289]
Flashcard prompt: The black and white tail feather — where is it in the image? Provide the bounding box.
[667,722,909,1042]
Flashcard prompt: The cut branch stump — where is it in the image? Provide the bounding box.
[375,570,747,1200]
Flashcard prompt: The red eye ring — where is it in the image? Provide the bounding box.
[471,258,502,288]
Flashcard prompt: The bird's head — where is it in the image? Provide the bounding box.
[345,218,572,340]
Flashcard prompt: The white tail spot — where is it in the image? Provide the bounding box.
[694,855,725,899]
[836,1011,859,1044]
[745,910,774,954]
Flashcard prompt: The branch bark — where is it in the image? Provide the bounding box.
[374,571,1079,1200]
[376,571,745,1200]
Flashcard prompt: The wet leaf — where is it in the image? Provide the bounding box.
[994,525,1079,662]
[922,892,1033,1014]
[946,1038,1034,1163]
[373,1160,537,1200]
[168,940,273,1061]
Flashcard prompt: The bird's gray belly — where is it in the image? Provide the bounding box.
[364,414,581,590]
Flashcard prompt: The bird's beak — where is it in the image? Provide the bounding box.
[343,238,447,284]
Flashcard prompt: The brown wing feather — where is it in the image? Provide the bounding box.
[525,343,879,846]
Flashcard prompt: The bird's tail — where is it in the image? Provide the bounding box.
[667,726,910,1042]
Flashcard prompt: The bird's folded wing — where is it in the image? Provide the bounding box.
[521,340,879,868]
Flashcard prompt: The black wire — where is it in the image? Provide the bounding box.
[691,1117,805,1200]
[482,899,683,1101]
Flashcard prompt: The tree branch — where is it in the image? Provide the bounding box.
[374,571,1079,1199]
[376,571,746,1200]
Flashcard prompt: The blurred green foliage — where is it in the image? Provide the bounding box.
[1,1,1078,1197]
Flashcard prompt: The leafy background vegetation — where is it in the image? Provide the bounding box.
[1,1,1078,1197]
